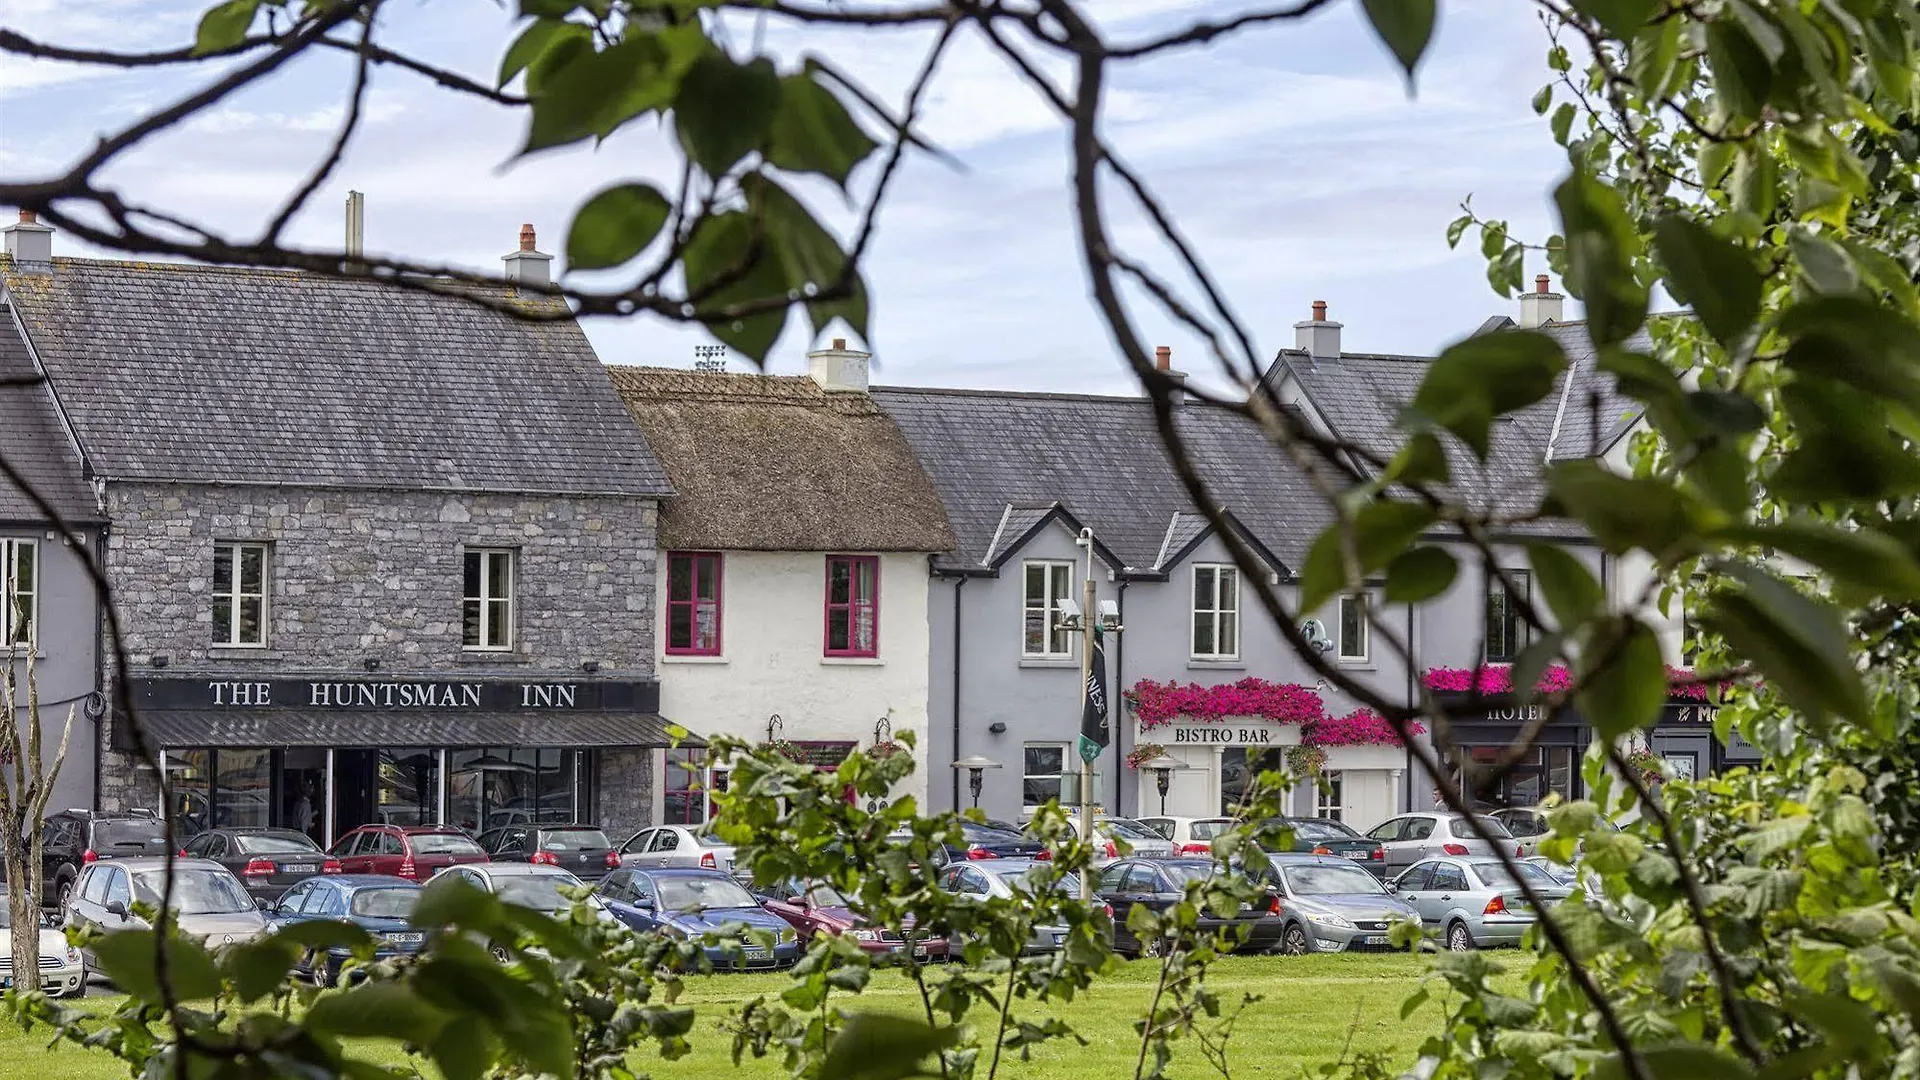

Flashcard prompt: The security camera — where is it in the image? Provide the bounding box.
[1056,597,1085,630]
[1097,599,1123,631]
[1300,617,1333,654]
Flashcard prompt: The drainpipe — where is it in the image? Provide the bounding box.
[1113,580,1129,814]
[92,522,108,810]
[1403,601,1415,813]
[949,575,967,814]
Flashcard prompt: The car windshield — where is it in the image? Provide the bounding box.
[131,868,253,914]
[960,823,1024,843]
[803,883,848,907]
[1470,861,1556,888]
[350,888,420,918]
[1189,821,1234,841]
[495,873,581,912]
[96,821,168,849]
[235,834,321,856]
[1285,820,1358,842]
[411,833,484,855]
[695,833,727,847]
[1283,865,1388,896]
[1100,819,1161,841]
[540,829,610,852]
[657,875,759,911]
[1457,816,1514,839]
[1162,863,1217,886]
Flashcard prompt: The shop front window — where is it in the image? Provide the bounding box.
[1220,747,1285,816]
[214,748,272,829]
[664,748,707,824]
[378,750,439,826]
[448,748,579,833]
[169,750,212,834]
[1453,744,1578,809]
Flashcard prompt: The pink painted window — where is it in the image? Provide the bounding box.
[665,552,722,655]
[824,555,879,658]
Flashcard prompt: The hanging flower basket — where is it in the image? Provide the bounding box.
[1623,746,1665,784]
[1125,742,1171,770]
[756,739,803,762]
[870,739,907,760]
[1287,746,1328,776]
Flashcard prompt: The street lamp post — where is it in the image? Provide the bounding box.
[1057,527,1122,901]
[951,755,1002,809]
[1145,756,1190,817]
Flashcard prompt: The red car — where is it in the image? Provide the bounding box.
[328,825,489,881]
[757,878,948,963]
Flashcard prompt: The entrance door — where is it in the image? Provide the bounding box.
[332,750,378,839]
[279,748,326,844]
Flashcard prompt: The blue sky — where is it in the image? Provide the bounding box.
[2,0,1574,395]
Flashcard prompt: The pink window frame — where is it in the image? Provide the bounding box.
[823,554,880,658]
[664,551,724,656]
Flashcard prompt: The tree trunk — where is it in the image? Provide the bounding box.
[5,844,38,993]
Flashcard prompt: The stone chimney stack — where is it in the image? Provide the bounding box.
[1155,344,1189,405]
[1293,300,1342,364]
[807,337,870,394]
[3,210,54,271]
[502,222,553,289]
[1520,274,1564,328]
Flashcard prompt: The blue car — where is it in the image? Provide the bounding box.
[593,867,800,970]
[269,875,426,986]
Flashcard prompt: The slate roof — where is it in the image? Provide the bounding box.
[608,367,953,552]
[0,257,669,496]
[0,309,97,522]
[872,387,1324,576]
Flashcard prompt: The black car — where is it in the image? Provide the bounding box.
[473,823,619,882]
[1261,818,1387,876]
[39,809,172,912]
[1094,857,1284,956]
[181,827,337,903]
[889,821,1047,869]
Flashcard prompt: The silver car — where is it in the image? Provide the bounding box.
[618,825,738,874]
[1494,806,1622,858]
[938,858,1075,956]
[1392,856,1571,951]
[65,857,270,968]
[1266,855,1422,955]
[1363,813,1522,874]
[1037,815,1177,867]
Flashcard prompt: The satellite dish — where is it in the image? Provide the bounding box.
[1300,618,1333,654]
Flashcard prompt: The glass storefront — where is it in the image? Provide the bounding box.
[447,748,581,833]
[1449,744,1579,809]
[1220,747,1286,816]
[378,750,440,827]
[663,748,707,825]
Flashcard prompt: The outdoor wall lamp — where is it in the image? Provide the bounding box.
[874,717,893,744]
[951,755,1002,808]
[1143,753,1191,816]
[581,660,600,673]
[363,658,381,672]
[766,713,784,742]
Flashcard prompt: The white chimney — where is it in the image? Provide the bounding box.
[3,210,54,270]
[1293,300,1342,363]
[1520,274,1564,327]
[808,337,870,393]
[344,190,366,257]
[502,222,553,289]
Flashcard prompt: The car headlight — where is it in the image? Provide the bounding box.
[1307,911,1355,929]
[850,929,881,941]
[65,946,80,964]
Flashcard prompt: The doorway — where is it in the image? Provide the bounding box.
[279,748,326,844]
[332,750,378,839]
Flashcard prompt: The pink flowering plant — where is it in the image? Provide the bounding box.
[1302,708,1424,747]
[1126,677,1328,730]
[1422,664,1727,701]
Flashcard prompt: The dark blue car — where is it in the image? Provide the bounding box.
[269,875,426,986]
[593,867,800,970]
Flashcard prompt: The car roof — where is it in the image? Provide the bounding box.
[639,867,741,879]
[326,875,421,889]
[1268,853,1369,868]
[479,862,577,876]
[90,857,224,871]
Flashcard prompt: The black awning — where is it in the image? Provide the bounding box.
[136,708,703,750]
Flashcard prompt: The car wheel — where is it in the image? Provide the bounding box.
[55,877,73,917]
[1281,925,1310,956]
[314,957,337,989]
[1447,922,1474,952]
[1142,934,1171,959]
[490,944,512,964]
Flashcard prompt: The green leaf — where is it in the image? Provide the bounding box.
[1780,298,1920,421]
[1698,140,1736,189]
[1788,229,1861,295]
[566,183,672,272]
[1543,460,1710,557]
[1384,546,1458,604]
[221,935,301,1004]
[194,0,260,55]
[1771,379,1920,502]
[522,28,702,155]
[1577,617,1664,737]
[823,1013,960,1080]
[308,982,454,1041]
[1701,567,1867,728]
[1653,215,1760,348]
[1511,632,1565,705]
[744,174,868,340]
[1299,501,1438,613]
[1445,214,1472,249]
[1569,0,1658,40]
[1359,0,1437,82]
[499,18,586,88]
[92,930,223,1004]
[1733,146,1778,221]
[674,54,782,178]
[1487,242,1525,297]
[1628,18,1683,101]
[1530,85,1553,115]
[412,875,503,933]
[1595,1043,1753,1080]
[682,211,791,364]
[1385,430,1450,485]
[431,1024,497,1080]
[1399,986,1431,1021]
[1726,0,1786,63]
[1525,542,1604,626]
[1550,101,1577,145]
[1555,168,1648,347]
[1405,330,1568,458]
[766,73,879,188]
[1707,21,1773,121]
[1712,521,1920,600]
[1785,993,1880,1050]
[273,918,375,952]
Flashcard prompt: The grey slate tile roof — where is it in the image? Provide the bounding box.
[0,257,669,496]
[0,309,98,522]
[872,387,1325,575]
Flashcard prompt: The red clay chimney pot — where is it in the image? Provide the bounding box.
[518,223,536,252]
[1154,345,1171,371]
[18,210,36,224]
[1311,300,1327,321]
[1536,274,1550,294]
[832,337,846,350]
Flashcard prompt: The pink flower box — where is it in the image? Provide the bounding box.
[1124,678,1422,747]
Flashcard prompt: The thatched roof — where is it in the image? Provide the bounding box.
[609,367,954,552]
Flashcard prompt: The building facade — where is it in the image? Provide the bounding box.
[0,222,686,845]
[610,347,953,823]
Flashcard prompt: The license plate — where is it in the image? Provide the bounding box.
[1052,932,1067,945]
[742,946,766,957]
[283,865,316,875]
[913,947,928,958]
[1343,851,1367,860]
[384,933,424,945]
[1361,936,1387,946]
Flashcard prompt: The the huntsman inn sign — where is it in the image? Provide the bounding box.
[131,677,660,712]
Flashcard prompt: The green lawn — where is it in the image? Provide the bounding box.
[0,955,1455,1080]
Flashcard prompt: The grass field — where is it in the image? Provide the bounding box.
[0,955,1454,1080]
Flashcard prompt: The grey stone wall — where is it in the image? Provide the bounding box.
[597,748,653,842]
[96,482,660,821]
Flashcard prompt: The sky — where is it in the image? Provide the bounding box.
[1,0,1576,396]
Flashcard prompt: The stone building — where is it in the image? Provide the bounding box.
[0,219,687,843]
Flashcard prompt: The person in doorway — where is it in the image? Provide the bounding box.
[292,779,316,840]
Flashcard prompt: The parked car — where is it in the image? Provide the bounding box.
[65,857,270,967]
[1134,816,1237,854]
[39,809,173,912]
[182,827,338,904]
[1263,854,1419,955]
[937,858,1079,957]
[268,875,425,986]
[1030,815,1176,867]
[758,878,947,962]
[1254,818,1388,875]
[891,821,1048,868]
[1094,857,1283,956]
[1521,855,1580,887]
[592,867,800,970]
[618,825,738,873]
[1363,813,1523,875]
[1392,856,1572,951]
[0,885,83,996]
[474,824,619,882]
[431,862,602,916]
[1492,806,1622,858]
[329,825,488,881]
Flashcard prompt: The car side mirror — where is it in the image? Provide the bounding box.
[105,901,128,918]
[255,897,270,910]
[1384,881,1400,893]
